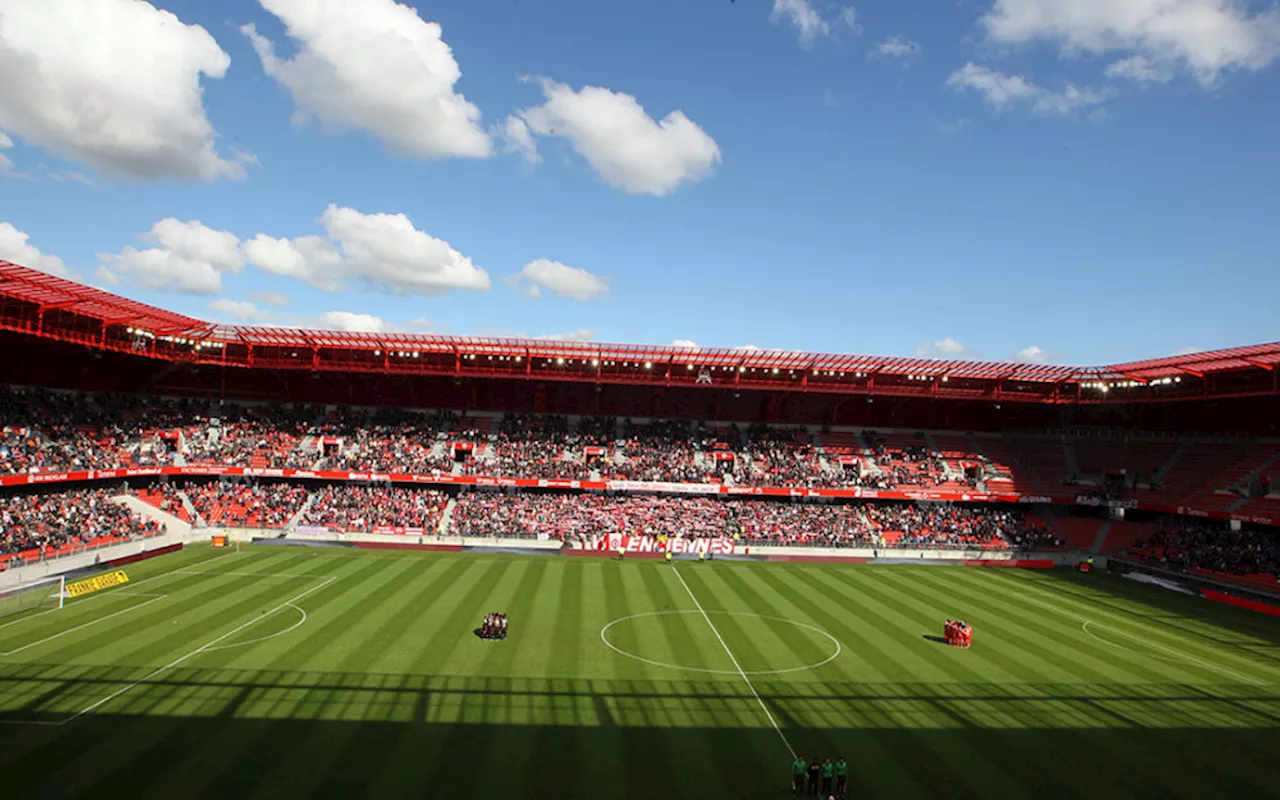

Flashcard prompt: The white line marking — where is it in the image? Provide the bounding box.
[0,595,169,657]
[203,602,307,653]
[175,569,321,579]
[671,566,797,759]
[58,575,336,725]
[1001,575,1273,686]
[600,610,841,675]
[1081,619,1267,686]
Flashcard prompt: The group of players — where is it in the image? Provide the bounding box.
[945,619,973,648]
[480,612,508,641]
[791,755,848,797]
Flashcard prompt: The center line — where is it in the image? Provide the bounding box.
[671,566,797,759]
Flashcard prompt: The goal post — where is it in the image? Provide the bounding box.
[0,574,65,620]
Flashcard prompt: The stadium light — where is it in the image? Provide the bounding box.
[645,362,652,369]
[687,364,694,370]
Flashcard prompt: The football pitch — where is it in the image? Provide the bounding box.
[1,547,1278,799]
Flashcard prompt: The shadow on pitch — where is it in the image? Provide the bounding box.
[1,668,1279,800]
[922,634,949,645]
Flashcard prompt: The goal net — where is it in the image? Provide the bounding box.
[0,575,65,620]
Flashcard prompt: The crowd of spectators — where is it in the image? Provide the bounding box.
[183,481,310,528]
[864,504,1057,550]
[1127,521,1279,577]
[0,387,197,474]
[302,485,447,532]
[730,502,875,547]
[606,420,704,482]
[464,414,593,479]
[1,488,163,560]
[451,494,734,539]
[449,494,1056,551]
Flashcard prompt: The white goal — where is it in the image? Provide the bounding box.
[0,575,65,620]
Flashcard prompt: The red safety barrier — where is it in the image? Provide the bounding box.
[962,559,1056,568]
[1200,589,1280,618]
[350,542,461,552]
[767,555,870,564]
[105,542,183,567]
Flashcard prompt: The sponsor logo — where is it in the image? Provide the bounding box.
[591,534,735,555]
[28,472,71,484]
[65,570,129,598]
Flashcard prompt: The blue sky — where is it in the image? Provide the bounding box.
[1,0,1277,365]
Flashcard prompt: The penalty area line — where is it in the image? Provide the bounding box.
[671,566,798,760]
[51,574,337,726]
[0,594,169,657]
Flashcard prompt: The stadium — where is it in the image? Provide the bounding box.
[1,261,1277,798]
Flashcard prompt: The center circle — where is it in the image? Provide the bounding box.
[600,610,842,675]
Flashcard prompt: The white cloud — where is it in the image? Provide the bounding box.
[513,77,721,196]
[498,116,540,164]
[1171,346,1205,356]
[246,289,291,308]
[772,0,857,45]
[243,204,490,296]
[0,221,72,278]
[97,219,244,295]
[946,63,1109,115]
[208,298,273,323]
[870,37,921,59]
[0,130,10,169]
[1016,345,1051,363]
[916,338,972,358]
[982,0,1280,84]
[672,339,699,349]
[839,7,860,33]
[243,0,490,159]
[1105,54,1174,83]
[734,343,764,352]
[538,328,594,342]
[0,0,245,181]
[512,259,608,301]
[315,310,388,333]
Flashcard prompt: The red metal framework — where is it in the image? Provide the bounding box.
[2,261,1277,405]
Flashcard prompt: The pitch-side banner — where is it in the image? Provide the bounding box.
[65,570,129,598]
[589,534,736,555]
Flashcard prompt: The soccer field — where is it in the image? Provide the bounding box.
[1,547,1277,799]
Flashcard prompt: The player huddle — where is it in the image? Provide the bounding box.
[481,612,508,641]
[791,755,847,797]
[945,619,972,648]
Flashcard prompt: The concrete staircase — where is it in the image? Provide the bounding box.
[439,497,457,535]
[1089,520,1113,556]
[114,493,193,538]
[1063,438,1080,481]
[1154,443,1188,484]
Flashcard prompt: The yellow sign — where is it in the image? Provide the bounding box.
[65,570,130,598]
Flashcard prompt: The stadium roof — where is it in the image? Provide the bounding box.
[1,260,1276,402]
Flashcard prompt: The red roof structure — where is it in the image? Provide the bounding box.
[2,260,1277,404]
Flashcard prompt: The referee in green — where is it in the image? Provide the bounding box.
[791,755,806,796]
[822,758,834,795]
[835,756,848,796]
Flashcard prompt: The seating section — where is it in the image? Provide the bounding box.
[133,486,191,523]
[2,386,1279,535]
[451,494,1057,550]
[302,485,447,533]
[1124,519,1278,584]
[1,488,164,568]
[184,482,310,528]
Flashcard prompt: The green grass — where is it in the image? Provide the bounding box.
[1,546,1278,799]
